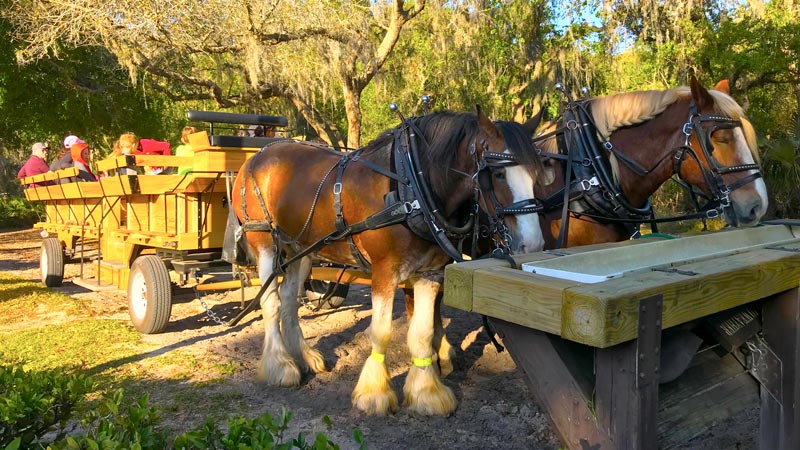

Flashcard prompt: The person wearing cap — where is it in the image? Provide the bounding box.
[50,134,85,172]
[70,142,97,182]
[17,142,51,185]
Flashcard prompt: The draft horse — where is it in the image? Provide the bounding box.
[232,109,546,416]
[535,76,768,248]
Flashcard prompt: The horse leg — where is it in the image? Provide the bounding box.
[280,256,326,374]
[255,245,302,387]
[403,277,456,415]
[406,291,454,377]
[432,292,455,377]
[352,272,399,415]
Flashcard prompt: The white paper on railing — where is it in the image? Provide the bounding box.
[520,264,623,284]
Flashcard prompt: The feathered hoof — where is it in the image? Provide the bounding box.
[403,365,457,416]
[256,355,302,387]
[437,344,456,377]
[303,347,327,374]
[352,388,399,416]
[351,356,398,415]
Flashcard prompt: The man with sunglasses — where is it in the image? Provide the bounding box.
[17,142,51,186]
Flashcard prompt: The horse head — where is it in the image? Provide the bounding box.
[470,106,547,254]
[675,75,768,227]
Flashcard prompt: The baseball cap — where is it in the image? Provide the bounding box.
[32,142,49,152]
[63,135,85,148]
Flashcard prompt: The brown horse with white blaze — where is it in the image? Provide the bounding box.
[535,76,768,248]
[232,109,545,416]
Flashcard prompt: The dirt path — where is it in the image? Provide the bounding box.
[0,228,758,449]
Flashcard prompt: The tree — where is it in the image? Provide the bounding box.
[4,0,426,148]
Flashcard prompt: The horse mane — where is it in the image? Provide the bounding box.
[591,87,759,161]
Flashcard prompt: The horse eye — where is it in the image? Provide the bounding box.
[492,168,506,180]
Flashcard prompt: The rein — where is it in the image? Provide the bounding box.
[534,97,763,245]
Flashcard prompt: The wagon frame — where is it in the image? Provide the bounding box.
[21,111,351,334]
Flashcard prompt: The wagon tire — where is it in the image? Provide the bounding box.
[304,280,349,310]
[40,238,65,287]
[128,255,172,334]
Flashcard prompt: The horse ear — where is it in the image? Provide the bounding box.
[689,74,714,109]
[523,109,544,134]
[714,79,731,95]
[476,104,501,138]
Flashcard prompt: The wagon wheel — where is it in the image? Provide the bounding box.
[40,238,65,287]
[304,280,349,310]
[128,255,172,334]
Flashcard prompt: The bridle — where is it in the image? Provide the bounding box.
[672,100,763,218]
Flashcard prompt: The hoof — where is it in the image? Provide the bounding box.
[352,355,398,415]
[437,343,456,377]
[256,356,302,387]
[352,389,399,416]
[303,347,327,374]
[403,365,456,416]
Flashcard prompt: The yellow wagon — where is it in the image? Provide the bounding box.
[21,111,349,333]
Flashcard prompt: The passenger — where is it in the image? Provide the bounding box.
[248,124,275,138]
[135,138,171,174]
[112,132,138,175]
[70,142,97,181]
[50,135,83,172]
[175,126,198,176]
[17,142,51,186]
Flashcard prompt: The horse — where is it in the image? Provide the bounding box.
[231,108,546,416]
[534,75,768,248]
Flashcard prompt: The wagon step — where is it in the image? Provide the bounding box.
[72,277,120,292]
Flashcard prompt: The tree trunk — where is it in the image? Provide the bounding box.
[289,97,345,149]
[343,86,362,149]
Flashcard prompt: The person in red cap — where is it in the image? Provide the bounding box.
[17,142,51,186]
[70,142,97,181]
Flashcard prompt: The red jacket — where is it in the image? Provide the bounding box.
[17,156,50,186]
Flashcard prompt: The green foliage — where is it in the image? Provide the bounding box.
[1,367,359,450]
[0,196,41,229]
[47,390,168,450]
[174,408,343,450]
[0,365,95,449]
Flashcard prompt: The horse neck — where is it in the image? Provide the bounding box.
[607,100,689,207]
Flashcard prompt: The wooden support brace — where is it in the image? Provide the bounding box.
[595,294,662,450]
[760,286,800,449]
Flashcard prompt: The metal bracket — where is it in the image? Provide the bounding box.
[637,295,663,388]
[651,267,699,276]
[744,334,783,404]
[765,245,800,253]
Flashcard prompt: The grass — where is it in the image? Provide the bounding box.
[0,273,90,325]
[0,273,242,394]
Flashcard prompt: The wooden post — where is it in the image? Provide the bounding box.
[594,294,661,450]
[492,319,614,450]
[760,286,800,449]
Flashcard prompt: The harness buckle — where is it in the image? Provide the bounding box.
[580,177,600,191]
[682,122,693,136]
[603,141,613,151]
[706,208,721,219]
[333,182,342,195]
[404,200,421,213]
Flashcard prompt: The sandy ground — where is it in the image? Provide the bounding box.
[0,228,759,449]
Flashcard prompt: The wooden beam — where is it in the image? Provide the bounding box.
[563,245,800,347]
[760,286,800,449]
[491,319,615,450]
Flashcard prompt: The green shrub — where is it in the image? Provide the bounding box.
[174,408,344,450]
[0,196,42,230]
[2,365,360,450]
[0,365,95,450]
[46,390,169,450]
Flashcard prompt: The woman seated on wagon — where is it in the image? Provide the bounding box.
[70,142,97,182]
[108,132,139,176]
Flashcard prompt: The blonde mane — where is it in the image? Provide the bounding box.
[591,86,759,162]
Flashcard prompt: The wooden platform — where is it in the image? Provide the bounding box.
[444,224,800,450]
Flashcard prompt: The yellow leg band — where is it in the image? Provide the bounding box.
[412,357,433,367]
[371,350,385,363]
